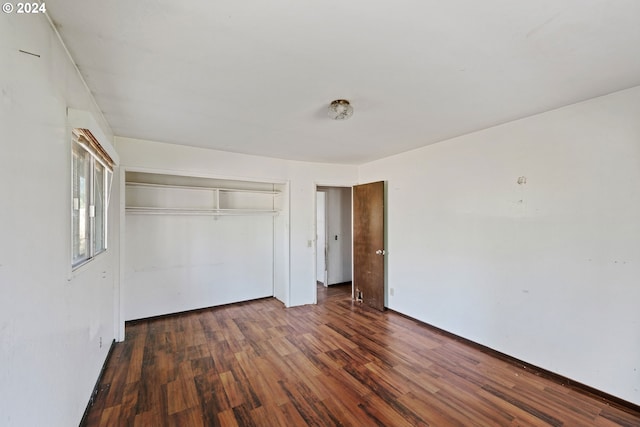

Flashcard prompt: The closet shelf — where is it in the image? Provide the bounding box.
[125,175,283,215]
[125,207,279,216]
[126,182,280,195]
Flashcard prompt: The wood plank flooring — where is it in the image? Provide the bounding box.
[83,284,640,426]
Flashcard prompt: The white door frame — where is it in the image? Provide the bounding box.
[316,190,328,286]
[314,184,354,302]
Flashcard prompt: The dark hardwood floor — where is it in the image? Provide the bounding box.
[83,284,640,426]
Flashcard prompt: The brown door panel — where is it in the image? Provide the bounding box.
[353,181,385,311]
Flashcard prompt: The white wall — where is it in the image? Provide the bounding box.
[124,214,274,320]
[0,13,120,427]
[115,137,358,309]
[359,86,640,405]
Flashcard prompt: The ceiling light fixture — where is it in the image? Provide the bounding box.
[328,99,354,120]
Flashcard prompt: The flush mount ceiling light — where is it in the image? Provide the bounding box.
[328,99,354,120]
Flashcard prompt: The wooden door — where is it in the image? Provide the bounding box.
[353,181,385,311]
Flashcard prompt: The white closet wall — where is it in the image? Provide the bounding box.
[124,172,284,320]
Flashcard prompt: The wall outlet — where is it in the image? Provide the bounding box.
[99,336,102,348]
[390,288,395,296]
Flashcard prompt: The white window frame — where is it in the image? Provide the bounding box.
[71,129,113,269]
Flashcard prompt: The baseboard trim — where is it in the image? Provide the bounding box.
[328,281,352,286]
[79,339,116,427]
[126,296,274,324]
[388,309,640,416]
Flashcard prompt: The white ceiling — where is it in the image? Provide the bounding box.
[48,0,640,164]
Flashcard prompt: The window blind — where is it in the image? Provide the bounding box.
[72,128,115,170]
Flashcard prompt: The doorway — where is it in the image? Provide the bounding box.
[315,186,353,301]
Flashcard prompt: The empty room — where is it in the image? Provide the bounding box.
[1,1,640,426]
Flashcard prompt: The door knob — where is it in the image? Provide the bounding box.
[375,249,386,255]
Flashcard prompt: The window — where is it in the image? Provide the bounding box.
[71,128,114,268]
